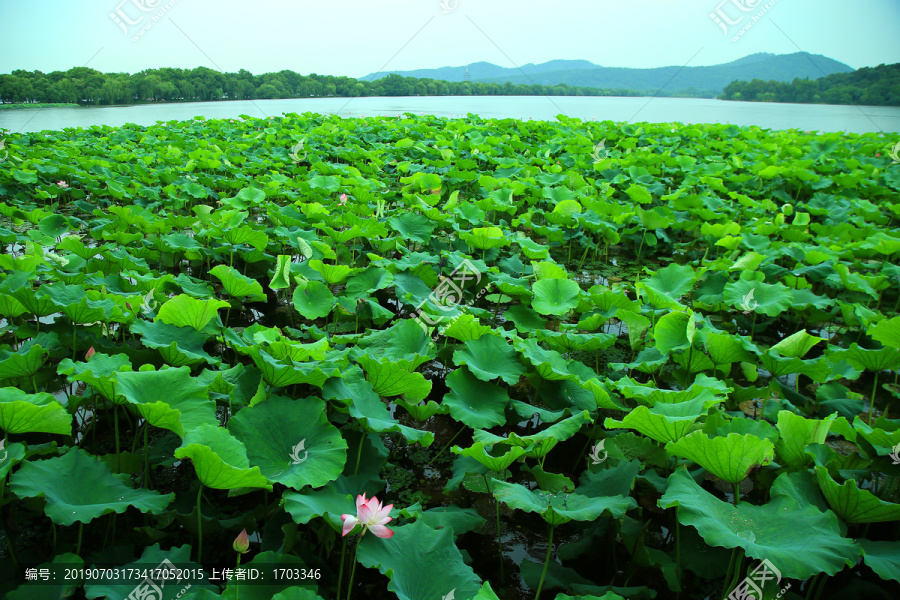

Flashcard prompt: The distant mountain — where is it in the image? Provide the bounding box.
[362,53,854,96]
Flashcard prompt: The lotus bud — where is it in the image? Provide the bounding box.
[233,529,250,554]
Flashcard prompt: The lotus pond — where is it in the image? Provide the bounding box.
[0,113,899,600]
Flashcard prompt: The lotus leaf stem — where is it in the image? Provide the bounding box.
[336,536,347,600]
[868,371,879,425]
[426,426,465,467]
[196,484,203,564]
[353,431,365,475]
[345,537,359,600]
[482,474,505,582]
[535,524,555,600]
[75,522,83,556]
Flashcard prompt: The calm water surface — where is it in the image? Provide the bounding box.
[1,96,898,134]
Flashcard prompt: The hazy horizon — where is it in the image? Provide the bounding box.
[0,0,897,79]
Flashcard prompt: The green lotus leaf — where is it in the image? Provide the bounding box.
[355,318,435,369]
[723,279,793,317]
[38,283,122,324]
[666,432,774,484]
[462,226,510,250]
[616,309,651,350]
[0,294,27,319]
[399,504,487,536]
[356,520,483,600]
[358,355,432,401]
[451,441,526,473]
[247,346,339,389]
[515,337,576,381]
[389,213,436,244]
[269,255,293,291]
[218,552,313,600]
[815,466,900,523]
[57,352,133,401]
[269,587,328,600]
[535,330,615,353]
[654,310,694,355]
[308,259,352,285]
[0,387,72,435]
[525,465,575,494]
[394,396,448,421]
[444,367,510,429]
[228,395,347,490]
[0,333,56,379]
[770,329,825,358]
[0,441,26,479]
[442,314,492,342]
[292,280,334,320]
[705,332,754,367]
[503,304,547,333]
[283,473,384,531]
[576,458,642,498]
[643,263,696,300]
[174,423,272,490]
[83,543,217,600]
[859,539,900,582]
[474,411,592,459]
[659,468,858,579]
[836,343,900,372]
[532,278,581,316]
[131,319,220,367]
[774,411,836,470]
[604,397,713,444]
[870,316,900,349]
[9,447,174,525]
[323,366,434,446]
[345,267,394,299]
[156,294,229,331]
[491,479,635,526]
[115,366,218,437]
[210,264,266,302]
[453,334,525,385]
[4,553,84,600]
[849,416,900,454]
[513,236,550,259]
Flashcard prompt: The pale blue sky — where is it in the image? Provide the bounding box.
[0,0,897,77]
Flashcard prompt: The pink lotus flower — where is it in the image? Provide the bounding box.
[56,180,69,188]
[341,493,394,538]
[339,193,348,206]
[233,529,250,554]
[85,347,96,360]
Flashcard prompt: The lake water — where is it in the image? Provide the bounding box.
[2,96,899,134]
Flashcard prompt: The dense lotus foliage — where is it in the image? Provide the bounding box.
[0,112,899,600]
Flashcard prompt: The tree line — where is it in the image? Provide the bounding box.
[719,63,899,107]
[0,67,647,106]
